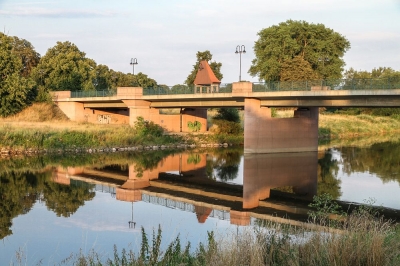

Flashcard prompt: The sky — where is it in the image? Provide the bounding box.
[1,0,400,86]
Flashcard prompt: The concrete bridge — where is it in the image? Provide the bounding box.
[51,78,400,153]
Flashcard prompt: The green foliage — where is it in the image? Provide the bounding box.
[0,33,36,117]
[212,119,242,135]
[280,55,321,81]
[187,121,202,132]
[213,108,240,123]
[308,193,346,225]
[187,154,201,164]
[8,34,41,77]
[185,50,223,85]
[32,41,96,92]
[134,116,164,138]
[43,180,95,217]
[249,19,350,81]
[317,151,341,198]
[170,84,193,94]
[134,72,158,88]
[207,150,242,181]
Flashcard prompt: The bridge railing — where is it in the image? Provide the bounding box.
[143,83,232,95]
[71,89,117,98]
[252,78,400,92]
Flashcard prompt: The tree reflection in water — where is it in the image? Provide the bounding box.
[339,141,400,184]
[43,179,95,217]
[206,149,242,181]
[0,169,95,240]
[317,150,341,199]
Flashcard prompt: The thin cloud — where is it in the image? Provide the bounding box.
[0,7,118,18]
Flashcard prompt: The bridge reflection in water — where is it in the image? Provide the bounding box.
[52,151,318,227]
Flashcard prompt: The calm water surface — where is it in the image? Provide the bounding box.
[2,138,400,264]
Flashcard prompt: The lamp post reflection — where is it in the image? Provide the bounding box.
[128,202,136,228]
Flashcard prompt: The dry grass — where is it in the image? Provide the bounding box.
[0,103,132,133]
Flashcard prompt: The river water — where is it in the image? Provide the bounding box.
[2,137,400,264]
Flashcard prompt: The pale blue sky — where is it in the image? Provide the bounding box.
[1,0,399,85]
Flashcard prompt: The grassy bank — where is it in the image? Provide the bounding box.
[2,104,400,151]
[0,104,243,151]
[275,109,400,140]
[319,113,400,139]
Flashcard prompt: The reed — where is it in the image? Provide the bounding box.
[36,195,399,266]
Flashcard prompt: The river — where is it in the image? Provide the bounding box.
[2,137,400,264]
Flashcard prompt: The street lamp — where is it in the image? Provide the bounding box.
[130,58,138,75]
[235,45,246,81]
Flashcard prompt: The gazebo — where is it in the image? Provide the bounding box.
[193,60,221,93]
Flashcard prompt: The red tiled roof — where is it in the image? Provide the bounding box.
[193,60,221,85]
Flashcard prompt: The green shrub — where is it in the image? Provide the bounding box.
[212,119,242,135]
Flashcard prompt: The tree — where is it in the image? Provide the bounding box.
[344,67,400,80]
[0,34,36,117]
[32,41,96,92]
[213,108,240,123]
[185,50,223,85]
[93,64,113,90]
[109,70,134,88]
[249,20,351,81]
[280,55,321,81]
[133,72,157,88]
[9,35,41,77]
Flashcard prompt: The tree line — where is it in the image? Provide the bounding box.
[1,19,400,117]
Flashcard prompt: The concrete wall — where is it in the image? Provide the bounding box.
[127,104,207,133]
[56,101,129,124]
[244,98,319,153]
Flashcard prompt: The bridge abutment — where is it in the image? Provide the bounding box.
[244,98,319,153]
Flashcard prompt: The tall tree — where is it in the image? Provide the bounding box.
[93,64,113,90]
[133,72,157,88]
[249,20,351,81]
[0,34,36,117]
[185,50,223,85]
[32,41,96,92]
[9,35,41,77]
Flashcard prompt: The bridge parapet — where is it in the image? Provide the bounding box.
[117,87,143,99]
[50,91,71,100]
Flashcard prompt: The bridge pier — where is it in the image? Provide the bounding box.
[244,98,319,153]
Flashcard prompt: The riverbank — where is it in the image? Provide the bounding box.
[2,103,400,153]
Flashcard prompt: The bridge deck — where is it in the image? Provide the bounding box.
[57,89,400,108]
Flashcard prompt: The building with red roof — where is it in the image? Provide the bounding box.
[193,60,221,93]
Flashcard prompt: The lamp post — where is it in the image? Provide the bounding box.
[235,45,246,81]
[130,58,138,75]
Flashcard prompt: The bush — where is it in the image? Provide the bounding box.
[211,119,242,135]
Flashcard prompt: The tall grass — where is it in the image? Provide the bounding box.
[30,195,398,266]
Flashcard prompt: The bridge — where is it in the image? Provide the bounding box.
[52,78,400,153]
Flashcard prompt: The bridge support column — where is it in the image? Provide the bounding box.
[244,98,319,153]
